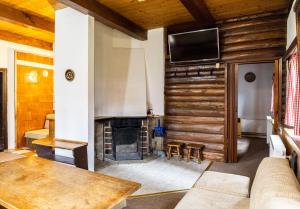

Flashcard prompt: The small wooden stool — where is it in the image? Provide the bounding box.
[167,142,184,160]
[186,143,204,163]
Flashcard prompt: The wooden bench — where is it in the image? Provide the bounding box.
[32,138,88,169]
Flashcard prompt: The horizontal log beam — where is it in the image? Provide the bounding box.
[221,48,284,62]
[166,101,224,110]
[165,89,225,96]
[219,17,286,31]
[0,3,54,33]
[168,138,224,151]
[220,24,286,37]
[222,30,286,45]
[59,0,147,40]
[166,70,224,78]
[166,108,224,117]
[166,95,224,102]
[165,67,225,73]
[165,83,224,90]
[222,39,286,53]
[0,30,52,50]
[165,77,224,85]
[167,131,224,144]
[166,124,224,134]
[165,116,224,125]
[203,151,224,162]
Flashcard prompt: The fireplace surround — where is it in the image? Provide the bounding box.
[95,117,149,161]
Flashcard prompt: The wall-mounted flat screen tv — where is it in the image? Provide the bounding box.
[168,28,220,63]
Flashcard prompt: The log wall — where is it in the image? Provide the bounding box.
[165,65,226,161]
[219,13,286,63]
[165,12,287,162]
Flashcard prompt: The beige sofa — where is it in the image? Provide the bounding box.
[175,157,300,209]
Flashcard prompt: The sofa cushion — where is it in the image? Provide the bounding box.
[194,171,250,197]
[250,157,300,209]
[24,129,49,139]
[174,188,250,209]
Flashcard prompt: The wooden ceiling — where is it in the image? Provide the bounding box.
[0,0,292,49]
[0,0,57,50]
[98,0,291,29]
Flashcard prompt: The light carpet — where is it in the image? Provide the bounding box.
[98,158,211,196]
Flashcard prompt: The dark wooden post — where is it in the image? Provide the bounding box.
[226,64,238,163]
[273,60,280,133]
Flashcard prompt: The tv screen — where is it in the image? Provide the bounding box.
[168,28,220,63]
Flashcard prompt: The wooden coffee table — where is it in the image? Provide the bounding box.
[0,157,140,209]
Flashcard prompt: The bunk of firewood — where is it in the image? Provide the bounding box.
[165,65,225,161]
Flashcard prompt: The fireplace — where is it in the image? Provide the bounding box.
[94,117,149,161]
[112,119,143,160]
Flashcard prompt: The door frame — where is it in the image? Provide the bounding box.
[226,60,280,162]
[0,68,7,149]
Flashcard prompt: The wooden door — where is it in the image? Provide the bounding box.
[0,68,7,151]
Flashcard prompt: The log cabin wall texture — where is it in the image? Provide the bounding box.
[165,12,287,161]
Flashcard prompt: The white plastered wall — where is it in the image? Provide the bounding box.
[55,7,95,170]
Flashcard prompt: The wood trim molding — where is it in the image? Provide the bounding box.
[0,68,7,150]
[0,3,54,33]
[58,0,147,40]
[226,64,238,163]
[273,59,280,133]
[179,0,214,26]
[283,37,297,61]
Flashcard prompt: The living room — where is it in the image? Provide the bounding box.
[0,0,299,209]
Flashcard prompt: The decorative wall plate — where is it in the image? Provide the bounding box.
[65,69,75,81]
[244,72,256,83]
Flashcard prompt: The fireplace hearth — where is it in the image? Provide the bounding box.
[94,117,149,161]
[112,119,143,160]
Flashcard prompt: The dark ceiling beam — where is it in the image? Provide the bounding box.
[0,3,54,33]
[0,30,53,50]
[180,0,214,26]
[58,0,147,40]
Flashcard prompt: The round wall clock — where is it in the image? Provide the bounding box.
[65,69,75,81]
[244,72,256,83]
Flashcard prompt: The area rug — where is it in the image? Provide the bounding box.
[98,158,211,196]
[0,152,25,163]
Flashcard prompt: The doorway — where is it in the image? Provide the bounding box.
[0,68,7,151]
[227,61,277,162]
[237,63,274,159]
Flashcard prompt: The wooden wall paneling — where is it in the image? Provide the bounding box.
[165,65,226,161]
[167,12,287,63]
[226,64,238,163]
[273,60,280,133]
[15,52,54,148]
